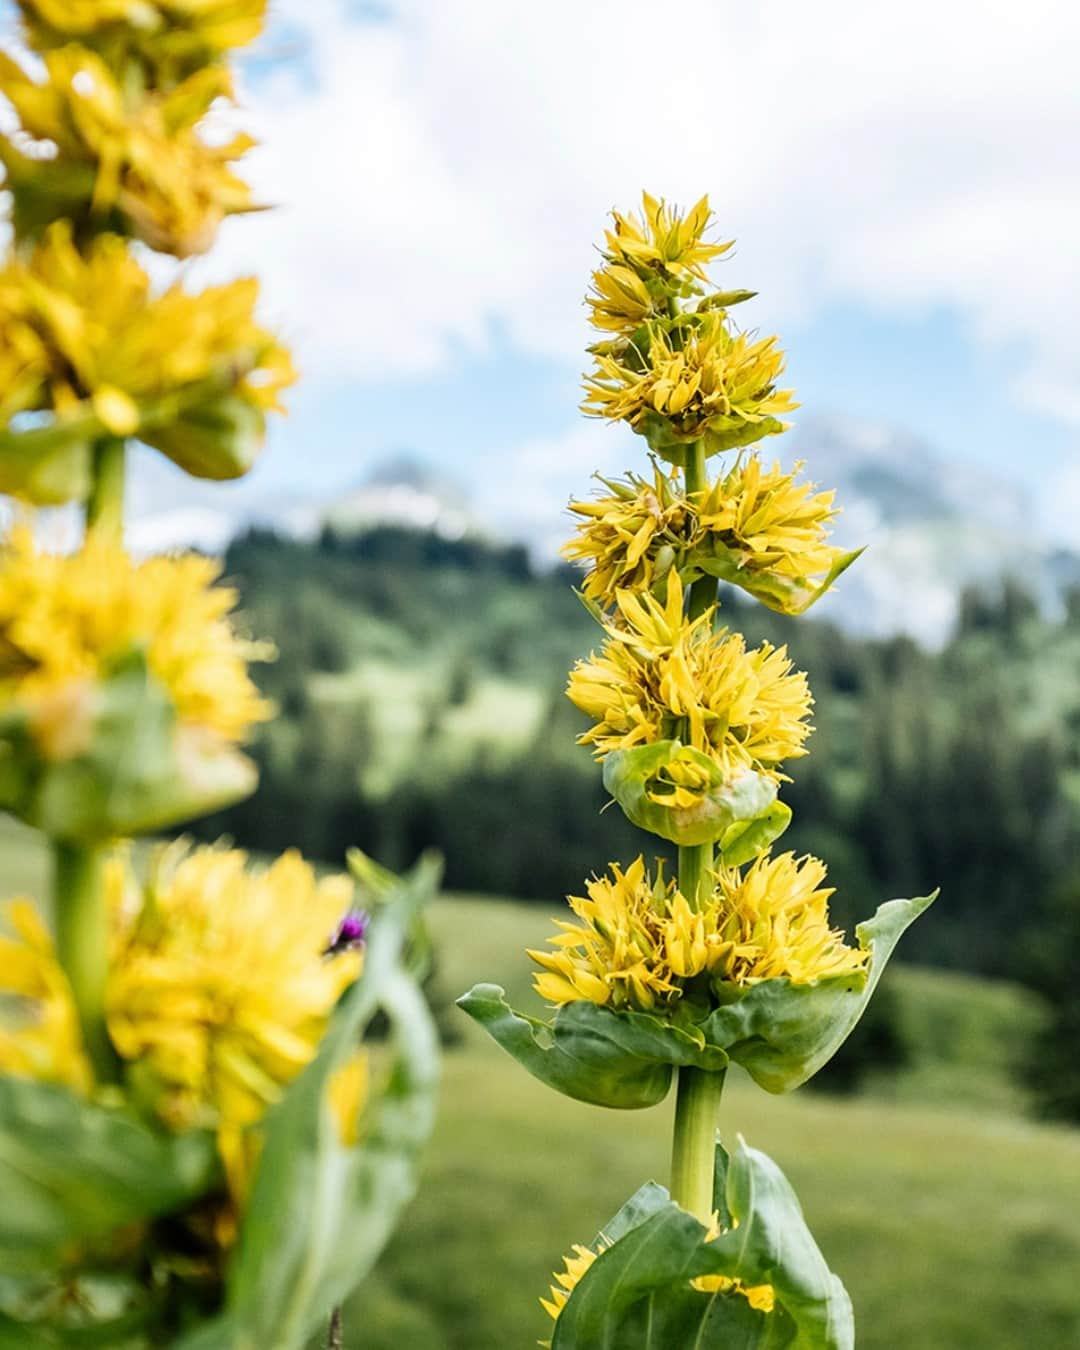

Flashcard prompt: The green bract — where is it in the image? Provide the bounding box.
[459,893,935,1107]
[549,1139,853,1350]
[0,650,256,842]
[602,739,790,854]
[639,409,791,467]
[693,546,866,618]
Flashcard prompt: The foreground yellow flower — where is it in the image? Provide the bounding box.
[0,526,270,756]
[604,193,731,287]
[566,574,813,782]
[0,899,91,1092]
[583,312,796,453]
[0,223,294,497]
[106,842,362,1133]
[566,455,852,615]
[0,46,258,257]
[530,852,866,1014]
[17,0,269,80]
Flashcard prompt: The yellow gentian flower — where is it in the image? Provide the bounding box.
[566,574,813,783]
[0,526,270,756]
[0,45,258,256]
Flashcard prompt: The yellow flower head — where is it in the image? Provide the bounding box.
[17,1,269,80]
[702,851,868,988]
[582,313,796,453]
[106,842,362,1133]
[566,455,852,616]
[0,223,294,497]
[541,1240,607,1323]
[0,899,91,1092]
[531,852,865,1016]
[528,857,681,1011]
[0,526,271,756]
[564,463,689,605]
[566,574,813,783]
[0,46,258,256]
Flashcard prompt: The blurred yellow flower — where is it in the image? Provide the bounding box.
[0,46,257,256]
[0,899,92,1092]
[566,574,813,782]
[0,526,271,755]
[17,0,269,79]
[530,851,865,1016]
[106,842,362,1133]
[0,223,294,495]
[582,313,796,452]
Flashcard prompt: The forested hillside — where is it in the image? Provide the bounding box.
[198,525,1080,980]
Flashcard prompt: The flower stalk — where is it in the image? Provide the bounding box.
[86,436,127,542]
[669,1065,726,1222]
[51,840,118,1082]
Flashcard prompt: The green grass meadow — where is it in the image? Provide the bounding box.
[3,823,1079,1348]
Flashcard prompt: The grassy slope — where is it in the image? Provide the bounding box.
[3,823,1077,1347]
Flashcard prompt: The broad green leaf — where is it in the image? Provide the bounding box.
[176,855,443,1350]
[0,1077,217,1273]
[0,416,97,506]
[702,893,937,1092]
[461,894,934,1107]
[456,984,696,1109]
[551,1139,852,1350]
[696,547,866,617]
[603,740,783,849]
[0,651,256,842]
[720,801,793,867]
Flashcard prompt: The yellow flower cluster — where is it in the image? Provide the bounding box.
[582,194,795,460]
[566,455,846,614]
[106,842,361,1132]
[582,313,796,448]
[529,852,867,1013]
[0,843,361,1130]
[0,526,270,756]
[0,900,91,1091]
[567,574,812,782]
[0,46,257,256]
[0,223,294,493]
[16,0,269,83]
[541,1220,774,1326]
[587,193,731,335]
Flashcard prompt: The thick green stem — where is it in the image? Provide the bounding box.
[86,437,127,543]
[670,1065,726,1222]
[53,841,119,1082]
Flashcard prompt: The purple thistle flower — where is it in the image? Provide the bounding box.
[324,910,369,956]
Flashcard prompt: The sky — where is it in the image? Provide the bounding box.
[7,0,1080,550]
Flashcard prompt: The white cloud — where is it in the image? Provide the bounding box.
[1041,456,1080,550]
[200,0,1080,418]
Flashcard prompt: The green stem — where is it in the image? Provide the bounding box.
[683,440,714,622]
[670,1064,726,1222]
[53,841,119,1082]
[86,437,127,543]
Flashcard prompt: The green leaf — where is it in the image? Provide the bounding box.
[140,395,263,483]
[550,1139,852,1349]
[720,801,793,867]
[0,417,97,506]
[456,985,683,1109]
[177,855,443,1350]
[702,415,790,459]
[696,547,866,617]
[461,895,935,1108]
[603,740,782,848]
[0,1077,217,1273]
[702,894,937,1092]
[0,650,257,842]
